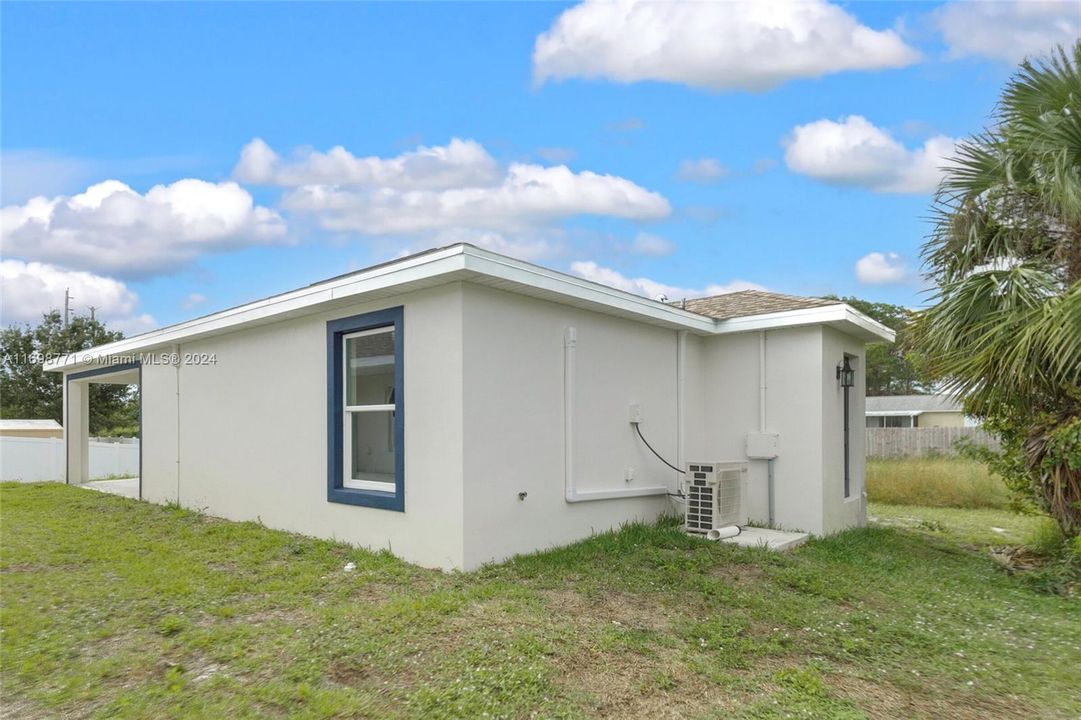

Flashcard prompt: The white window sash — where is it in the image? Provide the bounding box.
[342,323,396,490]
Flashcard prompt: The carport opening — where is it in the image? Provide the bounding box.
[67,364,141,500]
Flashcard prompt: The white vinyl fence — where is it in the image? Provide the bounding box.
[0,436,139,482]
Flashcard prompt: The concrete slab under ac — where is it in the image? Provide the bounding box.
[718,526,809,551]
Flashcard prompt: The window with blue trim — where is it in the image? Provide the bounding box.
[327,307,404,510]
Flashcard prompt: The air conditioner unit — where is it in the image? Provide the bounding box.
[685,462,746,535]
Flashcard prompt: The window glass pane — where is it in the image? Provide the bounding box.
[347,410,395,487]
[345,328,395,407]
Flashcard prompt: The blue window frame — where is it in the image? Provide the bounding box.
[327,307,404,510]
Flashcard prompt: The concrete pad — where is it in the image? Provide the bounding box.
[720,527,809,551]
[83,478,139,499]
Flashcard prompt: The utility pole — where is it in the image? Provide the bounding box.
[87,305,97,322]
[64,288,73,327]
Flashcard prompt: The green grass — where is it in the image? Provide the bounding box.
[867,457,1010,509]
[868,502,1053,547]
[3,483,1079,719]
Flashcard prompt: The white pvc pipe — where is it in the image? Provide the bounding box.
[758,331,767,433]
[563,326,668,503]
[706,525,742,541]
[676,330,687,493]
[759,331,775,527]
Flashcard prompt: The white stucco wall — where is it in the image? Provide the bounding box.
[460,284,677,569]
[691,327,830,533]
[457,288,869,566]
[821,326,868,533]
[141,360,178,504]
[137,282,467,570]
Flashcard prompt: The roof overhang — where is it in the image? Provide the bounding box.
[44,244,895,373]
[866,410,924,417]
[711,303,895,343]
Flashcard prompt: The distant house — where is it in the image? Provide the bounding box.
[865,395,973,428]
[0,419,63,439]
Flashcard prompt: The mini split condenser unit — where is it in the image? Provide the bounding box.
[685,462,746,535]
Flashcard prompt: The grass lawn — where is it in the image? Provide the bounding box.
[2,483,1079,719]
[866,457,1010,509]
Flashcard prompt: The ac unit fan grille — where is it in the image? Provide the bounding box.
[686,477,713,534]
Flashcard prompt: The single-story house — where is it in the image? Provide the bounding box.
[865,394,974,428]
[0,419,64,439]
[45,244,893,570]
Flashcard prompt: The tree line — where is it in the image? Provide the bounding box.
[0,311,139,436]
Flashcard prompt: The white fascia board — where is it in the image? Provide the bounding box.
[460,247,717,333]
[43,244,712,373]
[841,305,896,343]
[712,303,895,343]
[44,246,471,372]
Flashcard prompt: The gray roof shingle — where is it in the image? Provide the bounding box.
[677,290,842,321]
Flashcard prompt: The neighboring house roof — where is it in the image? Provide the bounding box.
[0,419,62,430]
[680,290,842,321]
[44,244,895,372]
[866,395,963,416]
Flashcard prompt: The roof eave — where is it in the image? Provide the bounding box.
[43,244,895,373]
[711,303,895,343]
[44,245,474,372]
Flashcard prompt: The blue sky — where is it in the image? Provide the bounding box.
[2,1,1078,333]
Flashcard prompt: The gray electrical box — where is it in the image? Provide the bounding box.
[745,432,779,459]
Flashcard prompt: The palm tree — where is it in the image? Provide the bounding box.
[913,41,1081,537]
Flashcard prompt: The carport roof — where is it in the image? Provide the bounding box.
[44,243,895,372]
[0,419,62,431]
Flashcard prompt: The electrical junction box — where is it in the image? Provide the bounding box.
[745,432,779,460]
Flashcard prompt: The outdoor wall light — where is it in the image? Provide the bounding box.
[836,357,855,388]
[837,356,854,498]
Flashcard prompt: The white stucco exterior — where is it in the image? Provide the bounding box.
[48,244,890,571]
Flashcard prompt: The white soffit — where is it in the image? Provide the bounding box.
[44,244,894,372]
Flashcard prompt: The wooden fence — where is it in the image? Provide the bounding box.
[865,427,999,458]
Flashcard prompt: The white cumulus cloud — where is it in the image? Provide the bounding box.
[1,179,287,277]
[936,1,1080,63]
[228,138,670,262]
[282,164,668,234]
[234,137,501,190]
[0,259,155,333]
[570,260,765,300]
[855,252,909,284]
[676,158,729,183]
[533,0,920,91]
[783,116,957,193]
[629,232,675,257]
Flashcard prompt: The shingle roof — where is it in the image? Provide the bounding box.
[0,419,62,430]
[677,290,842,321]
[866,395,963,414]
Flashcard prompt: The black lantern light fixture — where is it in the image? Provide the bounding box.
[837,356,854,498]
[836,356,855,388]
